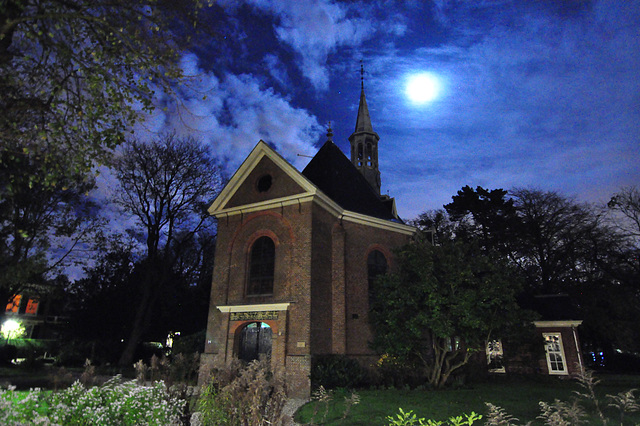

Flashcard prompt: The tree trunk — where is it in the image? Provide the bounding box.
[118,262,161,367]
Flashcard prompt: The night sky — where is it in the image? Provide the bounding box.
[135,0,639,220]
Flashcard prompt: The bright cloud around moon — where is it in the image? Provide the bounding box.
[405,73,440,104]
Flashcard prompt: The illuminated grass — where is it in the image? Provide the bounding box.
[294,375,640,425]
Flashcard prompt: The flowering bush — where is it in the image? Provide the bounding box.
[0,376,185,425]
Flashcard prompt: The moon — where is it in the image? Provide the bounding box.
[406,73,440,104]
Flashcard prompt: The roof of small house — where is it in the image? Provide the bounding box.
[302,140,400,222]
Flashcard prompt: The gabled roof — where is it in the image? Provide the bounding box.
[208,140,414,235]
[302,141,399,221]
[207,140,318,215]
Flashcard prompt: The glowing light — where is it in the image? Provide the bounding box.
[405,73,440,104]
[1,319,25,340]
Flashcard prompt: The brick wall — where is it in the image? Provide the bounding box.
[536,326,583,376]
[203,196,413,398]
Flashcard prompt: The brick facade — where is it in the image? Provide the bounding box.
[200,140,415,398]
[534,321,584,376]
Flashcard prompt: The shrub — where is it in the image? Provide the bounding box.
[196,357,287,425]
[387,408,482,426]
[0,376,185,425]
[172,330,206,355]
[134,353,201,386]
[311,354,367,389]
[0,385,49,425]
[370,353,424,389]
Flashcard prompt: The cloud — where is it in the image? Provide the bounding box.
[263,53,290,88]
[140,53,322,176]
[242,0,388,91]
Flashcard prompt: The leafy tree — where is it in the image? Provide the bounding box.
[411,209,456,245]
[66,236,140,347]
[0,0,211,313]
[369,239,527,388]
[444,185,517,253]
[0,150,98,307]
[0,0,211,186]
[112,133,220,366]
[438,186,640,354]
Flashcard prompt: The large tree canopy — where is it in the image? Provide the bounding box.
[444,185,517,253]
[0,0,210,186]
[0,150,98,306]
[0,0,211,307]
[369,239,528,388]
[430,185,640,355]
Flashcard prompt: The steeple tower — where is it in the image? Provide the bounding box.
[349,62,381,196]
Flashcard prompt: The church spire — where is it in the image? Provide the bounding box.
[349,61,381,195]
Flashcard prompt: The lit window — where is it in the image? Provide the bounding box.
[25,298,39,315]
[5,295,21,313]
[487,340,506,373]
[543,333,568,375]
[247,236,275,296]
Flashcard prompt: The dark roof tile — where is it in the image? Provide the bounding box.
[302,141,398,221]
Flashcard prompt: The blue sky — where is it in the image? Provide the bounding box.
[137,0,640,220]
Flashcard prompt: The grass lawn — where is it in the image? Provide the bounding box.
[294,374,640,425]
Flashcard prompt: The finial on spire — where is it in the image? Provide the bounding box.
[326,121,333,142]
[360,60,364,90]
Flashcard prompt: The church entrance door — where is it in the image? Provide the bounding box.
[239,322,272,362]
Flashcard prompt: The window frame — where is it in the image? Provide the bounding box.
[246,236,276,297]
[486,339,506,373]
[543,332,568,375]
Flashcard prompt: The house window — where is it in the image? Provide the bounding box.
[5,295,21,313]
[486,340,506,373]
[247,236,275,296]
[368,250,387,306]
[25,298,39,315]
[543,333,568,375]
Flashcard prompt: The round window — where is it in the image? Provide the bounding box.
[257,174,272,192]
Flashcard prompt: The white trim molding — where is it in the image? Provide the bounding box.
[208,140,417,238]
[534,320,583,328]
[217,303,291,313]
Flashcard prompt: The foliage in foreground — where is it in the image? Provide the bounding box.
[195,356,288,426]
[388,408,482,426]
[0,376,185,425]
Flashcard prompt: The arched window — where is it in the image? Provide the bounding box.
[248,236,275,296]
[367,250,387,306]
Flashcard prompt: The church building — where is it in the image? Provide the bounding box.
[201,80,417,398]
